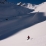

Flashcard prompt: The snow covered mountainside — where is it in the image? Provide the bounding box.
[0,0,46,42]
[32,2,46,16]
[17,2,46,15]
[0,0,46,46]
[17,2,46,17]
[0,21,46,46]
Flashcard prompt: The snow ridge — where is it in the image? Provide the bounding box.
[17,2,38,9]
[32,2,46,16]
[17,1,46,16]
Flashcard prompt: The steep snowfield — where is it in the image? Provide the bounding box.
[0,2,33,18]
[32,2,46,16]
[33,2,46,12]
[0,1,46,46]
[0,11,45,40]
[17,2,46,16]
[0,21,46,46]
[0,2,33,23]
[0,1,46,40]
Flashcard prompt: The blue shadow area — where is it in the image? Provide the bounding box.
[0,12,46,40]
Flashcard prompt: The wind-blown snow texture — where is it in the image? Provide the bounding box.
[0,0,46,43]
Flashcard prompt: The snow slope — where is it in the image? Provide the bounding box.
[0,2,33,18]
[24,1,46,15]
[0,1,46,40]
[17,2,46,17]
[31,2,46,16]
[0,11,46,40]
[0,2,33,23]
[33,2,46,12]
[0,1,46,46]
[17,1,46,13]
[0,21,46,46]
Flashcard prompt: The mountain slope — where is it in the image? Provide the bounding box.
[0,12,46,40]
[31,2,46,16]
[17,2,46,17]
[0,2,33,23]
[0,1,46,46]
[0,1,46,40]
[0,21,46,46]
[0,2,33,18]
[33,2,46,13]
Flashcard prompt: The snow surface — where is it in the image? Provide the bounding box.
[33,2,46,16]
[0,21,46,46]
[0,2,33,18]
[17,2,46,16]
[31,2,46,16]
[0,1,46,46]
[33,2,46,12]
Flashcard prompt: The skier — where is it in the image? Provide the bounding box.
[27,35,30,40]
